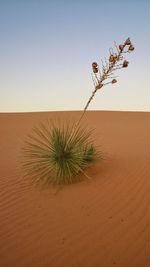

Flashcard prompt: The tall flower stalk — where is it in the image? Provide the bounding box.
[77,37,135,125]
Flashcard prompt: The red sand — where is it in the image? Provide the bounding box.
[0,111,150,267]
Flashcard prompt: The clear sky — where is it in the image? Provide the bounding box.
[0,0,150,112]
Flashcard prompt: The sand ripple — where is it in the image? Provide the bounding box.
[0,111,150,267]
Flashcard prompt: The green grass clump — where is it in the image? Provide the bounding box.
[21,120,99,185]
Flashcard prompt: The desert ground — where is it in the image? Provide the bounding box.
[0,111,150,267]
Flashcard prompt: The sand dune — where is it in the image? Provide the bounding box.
[0,111,150,267]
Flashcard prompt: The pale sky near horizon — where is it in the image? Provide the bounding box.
[0,0,150,112]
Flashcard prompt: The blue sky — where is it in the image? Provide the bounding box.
[0,0,150,112]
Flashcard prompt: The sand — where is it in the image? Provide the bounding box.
[0,111,150,267]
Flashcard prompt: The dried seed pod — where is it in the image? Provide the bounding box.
[125,38,131,46]
[112,79,117,84]
[113,54,118,61]
[92,62,98,68]
[95,83,103,89]
[119,44,124,51]
[93,67,98,73]
[109,54,118,64]
[128,45,135,51]
[123,60,129,68]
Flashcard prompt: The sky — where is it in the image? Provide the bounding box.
[0,0,150,112]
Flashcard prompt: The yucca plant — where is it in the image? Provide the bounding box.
[21,37,134,185]
[21,120,99,185]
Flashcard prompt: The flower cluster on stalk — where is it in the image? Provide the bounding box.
[91,37,135,90]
